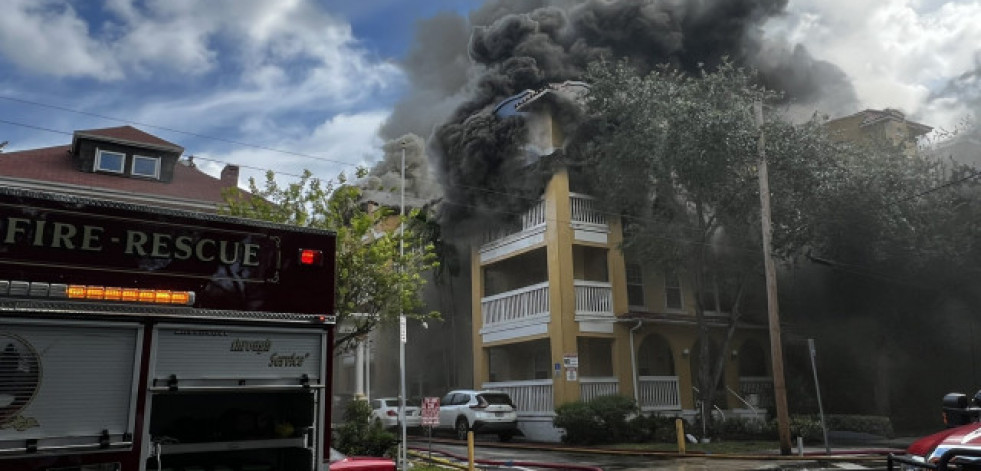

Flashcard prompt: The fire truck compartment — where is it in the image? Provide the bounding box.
[147,391,316,471]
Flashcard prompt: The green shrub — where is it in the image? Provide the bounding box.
[826,415,894,437]
[589,395,639,442]
[335,399,398,457]
[554,401,604,445]
[555,395,662,445]
[629,413,680,442]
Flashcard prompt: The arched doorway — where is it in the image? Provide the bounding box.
[737,339,772,408]
[738,340,767,376]
[636,333,680,410]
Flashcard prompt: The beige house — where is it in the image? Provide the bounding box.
[826,108,932,156]
[470,83,772,441]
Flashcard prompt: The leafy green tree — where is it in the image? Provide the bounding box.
[572,59,975,432]
[222,169,439,351]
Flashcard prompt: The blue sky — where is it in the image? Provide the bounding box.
[0,0,483,186]
[1,1,979,188]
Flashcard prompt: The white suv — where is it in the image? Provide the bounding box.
[437,390,519,441]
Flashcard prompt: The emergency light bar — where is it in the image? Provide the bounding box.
[0,280,195,306]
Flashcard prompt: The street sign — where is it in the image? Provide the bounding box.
[421,396,440,426]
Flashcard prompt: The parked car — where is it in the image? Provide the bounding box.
[329,448,395,471]
[437,389,519,441]
[370,397,422,430]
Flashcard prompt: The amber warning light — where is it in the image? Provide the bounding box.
[67,285,195,305]
[299,248,324,266]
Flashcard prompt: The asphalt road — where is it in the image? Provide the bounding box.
[406,438,891,471]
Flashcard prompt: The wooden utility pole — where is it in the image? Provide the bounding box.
[755,100,792,455]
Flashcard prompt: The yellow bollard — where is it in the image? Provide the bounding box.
[467,430,475,471]
[675,418,686,455]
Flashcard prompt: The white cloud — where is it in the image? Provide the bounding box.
[196,110,389,189]
[771,0,981,129]
[0,0,122,79]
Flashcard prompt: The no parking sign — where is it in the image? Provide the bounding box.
[422,396,440,426]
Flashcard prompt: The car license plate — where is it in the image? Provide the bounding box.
[495,412,503,417]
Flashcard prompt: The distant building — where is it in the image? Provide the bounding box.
[0,125,240,211]
[825,108,932,156]
[928,130,981,168]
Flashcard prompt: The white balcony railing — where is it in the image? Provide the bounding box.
[481,282,550,328]
[638,376,682,411]
[483,379,554,415]
[570,193,607,226]
[580,377,619,403]
[482,199,547,244]
[574,280,613,318]
[739,376,774,408]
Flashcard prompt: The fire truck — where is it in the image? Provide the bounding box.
[0,187,337,471]
[889,393,981,470]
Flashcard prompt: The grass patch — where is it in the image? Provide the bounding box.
[607,440,781,455]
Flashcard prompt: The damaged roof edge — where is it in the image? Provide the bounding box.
[493,81,590,117]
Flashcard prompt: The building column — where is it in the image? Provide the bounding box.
[471,244,489,389]
[355,339,365,399]
[607,216,635,400]
[544,166,579,406]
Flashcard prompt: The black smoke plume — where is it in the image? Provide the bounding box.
[381,0,858,232]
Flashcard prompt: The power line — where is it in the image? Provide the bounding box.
[0,95,357,168]
[3,109,979,259]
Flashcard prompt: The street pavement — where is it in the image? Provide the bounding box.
[406,437,895,471]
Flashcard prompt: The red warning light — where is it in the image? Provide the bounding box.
[299,249,323,266]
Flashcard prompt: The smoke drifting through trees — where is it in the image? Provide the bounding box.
[380,0,857,232]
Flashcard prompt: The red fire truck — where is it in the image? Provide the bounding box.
[889,393,981,470]
[0,187,337,471]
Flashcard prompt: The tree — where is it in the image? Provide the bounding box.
[572,59,974,434]
[221,169,439,352]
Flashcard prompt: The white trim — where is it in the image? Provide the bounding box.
[578,320,614,333]
[482,319,549,343]
[95,148,126,174]
[479,225,546,264]
[131,154,161,179]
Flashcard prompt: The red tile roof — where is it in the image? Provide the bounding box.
[0,144,234,206]
[74,125,183,152]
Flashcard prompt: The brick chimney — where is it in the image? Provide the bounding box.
[220,164,239,187]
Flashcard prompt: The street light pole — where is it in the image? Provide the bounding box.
[398,145,408,471]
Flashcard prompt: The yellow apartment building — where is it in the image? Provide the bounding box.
[470,83,773,441]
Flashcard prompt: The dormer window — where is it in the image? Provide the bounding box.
[94,149,125,174]
[131,155,161,179]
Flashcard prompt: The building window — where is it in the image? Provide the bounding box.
[665,271,683,310]
[131,155,161,179]
[626,263,644,308]
[95,149,125,174]
[698,273,733,313]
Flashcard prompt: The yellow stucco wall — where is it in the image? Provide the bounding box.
[544,166,580,405]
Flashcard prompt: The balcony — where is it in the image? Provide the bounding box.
[739,376,774,409]
[580,377,619,403]
[638,376,682,411]
[480,282,550,343]
[480,200,546,263]
[570,193,608,244]
[574,280,614,333]
[483,379,554,416]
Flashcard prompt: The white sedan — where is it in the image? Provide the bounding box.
[369,397,421,430]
